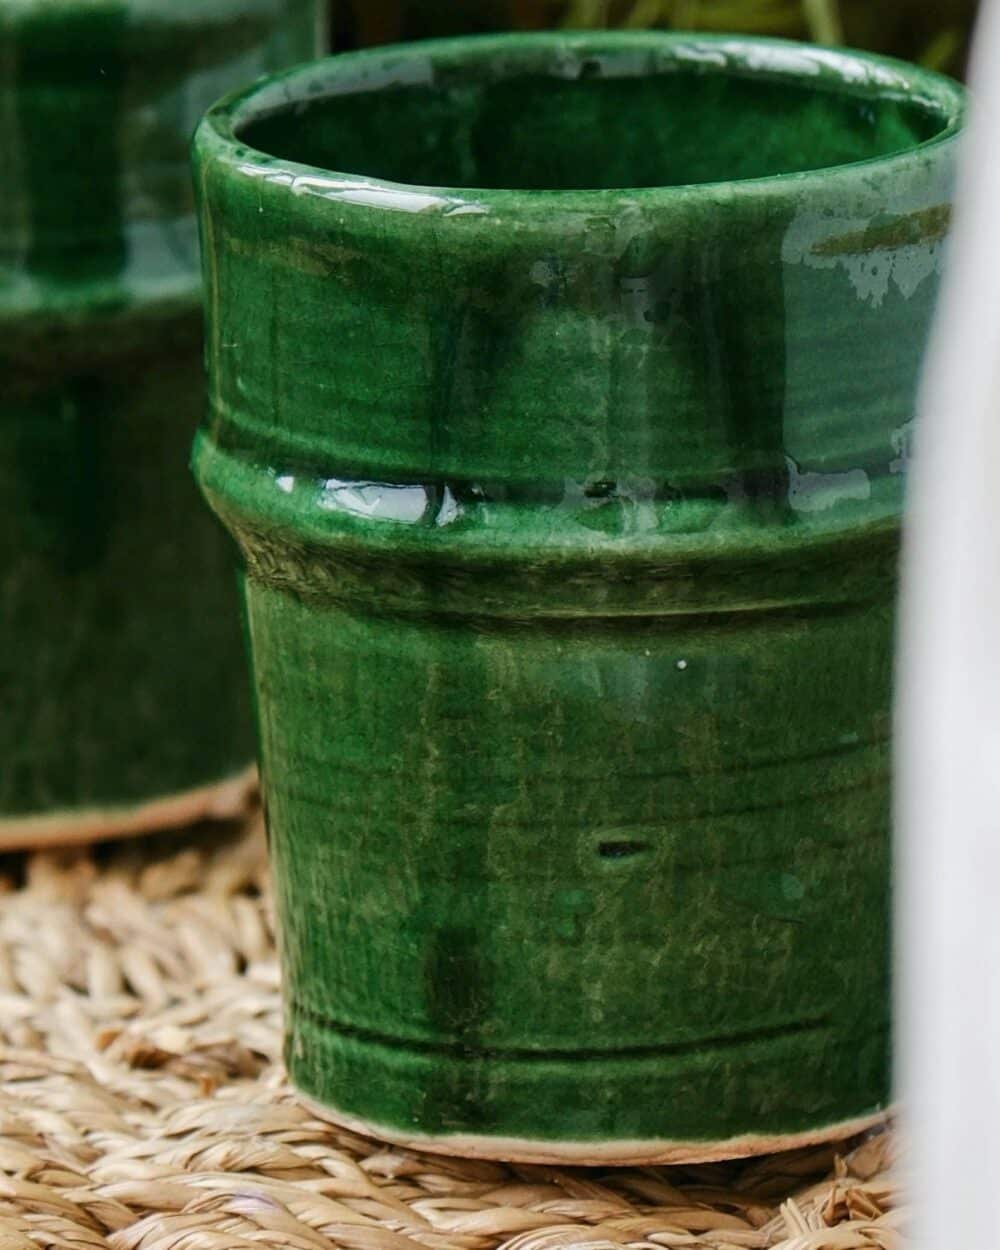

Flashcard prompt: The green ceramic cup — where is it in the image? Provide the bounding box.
[193,33,963,1162]
[0,0,323,846]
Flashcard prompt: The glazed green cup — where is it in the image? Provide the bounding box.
[0,0,322,845]
[193,33,963,1162]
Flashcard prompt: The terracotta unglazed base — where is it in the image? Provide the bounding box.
[300,1093,889,1167]
[0,766,258,852]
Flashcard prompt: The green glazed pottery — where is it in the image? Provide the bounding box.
[0,0,323,847]
[193,33,963,1161]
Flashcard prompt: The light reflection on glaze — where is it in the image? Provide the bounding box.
[785,458,871,514]
[319,478,430,523]
[782,203,947,309]
[716,38,919,92]
[261,465,897,527]
[236,163,490,216]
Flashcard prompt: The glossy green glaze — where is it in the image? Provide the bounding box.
[1,0,323,827]
[193,34,963,1155]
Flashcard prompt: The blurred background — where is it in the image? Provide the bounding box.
[330,1,978,79]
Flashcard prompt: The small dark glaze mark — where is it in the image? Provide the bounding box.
[598,840,652,860]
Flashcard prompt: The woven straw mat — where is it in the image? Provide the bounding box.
[0,813,902,1250]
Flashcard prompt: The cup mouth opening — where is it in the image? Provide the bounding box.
[216,32,963,202]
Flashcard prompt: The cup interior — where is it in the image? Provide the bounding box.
[234,39,957,192]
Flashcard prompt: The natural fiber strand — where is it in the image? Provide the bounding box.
[0,817,903,1249]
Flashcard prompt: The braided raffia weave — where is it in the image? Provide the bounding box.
[0,818,902,1250]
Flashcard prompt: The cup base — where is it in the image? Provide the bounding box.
[296,1091,889,1166]
[0,765,258,852]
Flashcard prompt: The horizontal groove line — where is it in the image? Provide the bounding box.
[289,1004,851,1064]
[263,734,889,789]
[272,771,888,831]
[250,590,885,632]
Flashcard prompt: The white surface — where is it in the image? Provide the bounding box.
[896,4,1000,1247]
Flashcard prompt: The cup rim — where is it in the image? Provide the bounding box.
[196,30,965,214]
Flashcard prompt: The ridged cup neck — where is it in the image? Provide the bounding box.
[193,33,963,548]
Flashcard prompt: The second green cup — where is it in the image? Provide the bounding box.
[193,33,962,1161]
